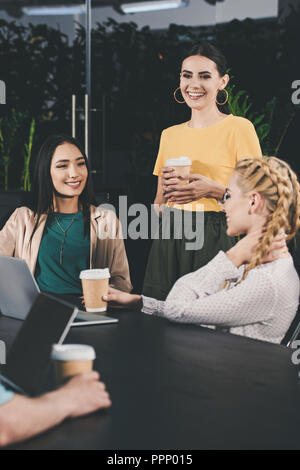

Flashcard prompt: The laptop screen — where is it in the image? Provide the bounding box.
[0,293,77,396]
[0,256,40,320]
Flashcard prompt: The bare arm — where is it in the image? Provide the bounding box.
[153,176,166,216]
[0,372,111,447]
[165,174,226,205]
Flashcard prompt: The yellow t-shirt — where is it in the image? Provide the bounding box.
[153,114,262,212]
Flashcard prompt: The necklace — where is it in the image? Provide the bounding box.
[55,215,76,265]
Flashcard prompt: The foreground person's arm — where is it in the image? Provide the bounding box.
[0,372,111,447]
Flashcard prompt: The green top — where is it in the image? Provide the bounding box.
[35,211,90,294]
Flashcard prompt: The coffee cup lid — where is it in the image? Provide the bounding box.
[51,344,96,361]
[79,268,110,280]
[165,156,191,167]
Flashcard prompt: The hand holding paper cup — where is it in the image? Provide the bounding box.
[165,156,191,185]
[80,268,110,312]
[51,344,96,385]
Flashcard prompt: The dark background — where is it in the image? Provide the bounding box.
[1,4,300,192]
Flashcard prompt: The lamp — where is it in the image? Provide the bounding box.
[121,0,189,14]
[22,5,86,16]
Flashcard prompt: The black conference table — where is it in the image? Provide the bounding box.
[1,309,300,450]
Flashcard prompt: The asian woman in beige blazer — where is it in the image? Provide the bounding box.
[0,134,132,297]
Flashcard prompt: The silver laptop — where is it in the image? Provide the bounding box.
[0,256,118,327]
[0,292,78,395]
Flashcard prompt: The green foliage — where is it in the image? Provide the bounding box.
[226,74,300,156]
[0,20,75,120]
[21,118,35,192]
[0,111,36,190]
[0,14,299,191]
[0,110,26,189]
[226,76,277,154]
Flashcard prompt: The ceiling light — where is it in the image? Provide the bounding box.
[121,0,189,14]
[23,5,86,16]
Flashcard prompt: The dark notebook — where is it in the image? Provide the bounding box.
[0,293,77,396]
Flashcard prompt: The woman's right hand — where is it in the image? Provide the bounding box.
[103,287,142,310]
[161,167,180,198]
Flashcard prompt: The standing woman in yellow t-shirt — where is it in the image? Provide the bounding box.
[142,43,262,301]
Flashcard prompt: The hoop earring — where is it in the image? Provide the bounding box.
[216,89,228,106]
[174,87,185,104]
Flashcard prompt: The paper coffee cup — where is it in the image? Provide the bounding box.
[51,344,96,385]
[80,268,110,312]
[165,156,191,185]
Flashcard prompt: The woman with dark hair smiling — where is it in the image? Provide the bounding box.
[0,134,132,298]
[143,43,262,301]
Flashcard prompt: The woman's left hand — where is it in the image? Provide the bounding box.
[103,287,142,310]
[226,229,288,268]
[164,174,214,204]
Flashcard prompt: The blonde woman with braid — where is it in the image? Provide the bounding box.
[102,156,300,344]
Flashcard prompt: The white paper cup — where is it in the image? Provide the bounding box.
[51,344,96,385]
[80,268,110,312]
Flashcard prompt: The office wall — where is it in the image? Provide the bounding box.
[0,0,279,42]
[216,0,278,23]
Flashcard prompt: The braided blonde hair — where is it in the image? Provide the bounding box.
[234,156,300,282]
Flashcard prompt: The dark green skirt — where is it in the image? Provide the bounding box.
[142,208,236,301]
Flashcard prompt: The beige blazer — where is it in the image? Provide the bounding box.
[0,205,132,292]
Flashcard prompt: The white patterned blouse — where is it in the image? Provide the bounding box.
[142,251,300,344]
